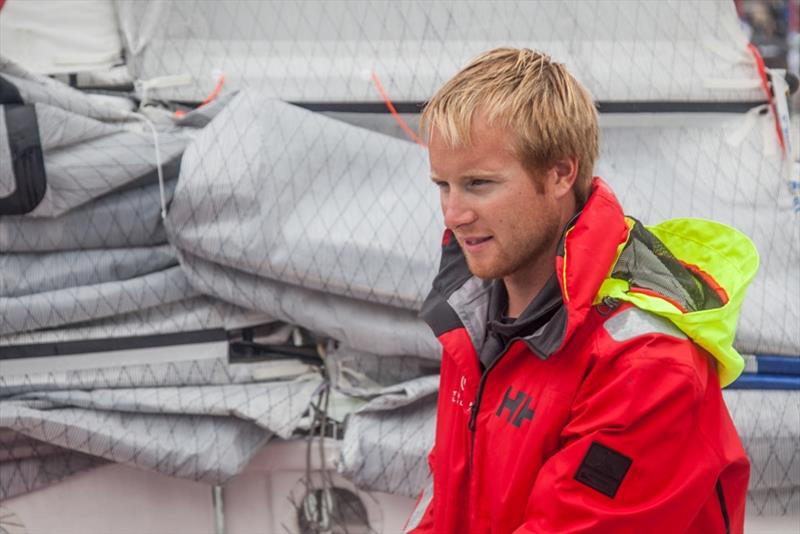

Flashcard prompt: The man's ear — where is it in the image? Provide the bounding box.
[548,156,579,199]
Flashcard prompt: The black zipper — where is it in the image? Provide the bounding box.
[467,337,528,467]
[465,294,571,465]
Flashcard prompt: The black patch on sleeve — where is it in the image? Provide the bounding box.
[574,442,632,498]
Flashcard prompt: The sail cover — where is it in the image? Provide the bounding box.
[116,0,763,104]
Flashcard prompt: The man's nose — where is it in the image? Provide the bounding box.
[443,192,477,229]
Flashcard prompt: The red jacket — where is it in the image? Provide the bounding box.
[407,179,749,533]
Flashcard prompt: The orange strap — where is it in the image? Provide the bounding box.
[200,74,225,107]
[174,74,226,119]
[747,43,786,154]
[371,71,426,147]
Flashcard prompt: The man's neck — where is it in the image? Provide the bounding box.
[503,260,556,318]
[502,207,578,318]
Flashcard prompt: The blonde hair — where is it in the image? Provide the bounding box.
[420,48,599,205]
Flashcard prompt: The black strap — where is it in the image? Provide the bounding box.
[1,102,47,215]
[0,74,24,105]
[0,329,228,359]
[292,100,767,115]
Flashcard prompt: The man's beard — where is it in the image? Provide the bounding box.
[466,218,561,281]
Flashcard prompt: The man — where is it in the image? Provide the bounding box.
[405,48,757,533]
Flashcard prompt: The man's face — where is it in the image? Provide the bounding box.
[429,121,562,281]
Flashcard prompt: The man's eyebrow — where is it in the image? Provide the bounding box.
[430,171,499,181]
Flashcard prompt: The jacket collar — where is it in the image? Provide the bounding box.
[551,177,630,354]
[420,177,630,359]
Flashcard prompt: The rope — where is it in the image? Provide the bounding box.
[127,112,168,221]
[175,73,226,119]
[370,71,426,147]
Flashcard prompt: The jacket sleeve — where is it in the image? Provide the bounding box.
[513,337,741,534]
[403,446,436,533]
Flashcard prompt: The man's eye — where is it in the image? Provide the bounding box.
[434,181,449,190]
[468,179,491,188]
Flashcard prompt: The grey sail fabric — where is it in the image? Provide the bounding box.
[0,179,174,252]
[306,345,441,498]
[0,265,193,336]
[0,59,285,502]
[325,346,440,399]
[0,57,267,339]
[0,296,266,347]
[723,390,800,516]
[9,378,322,438]
[0,245,177,298]
[0,438,110,501]
[0,406,271,499]
[116,0,763,104]
[166,92,441,358]
[26,105,185,218]
[0,56,188,336]
[0,348,255,398]
[177,250,440,359]
[167,94,437,309]
[0,342,325,500]
[0,58,188,219]
[0,57,131,121]
[339,375,438,498]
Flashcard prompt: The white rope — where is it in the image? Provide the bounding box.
[126,111,168,221]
